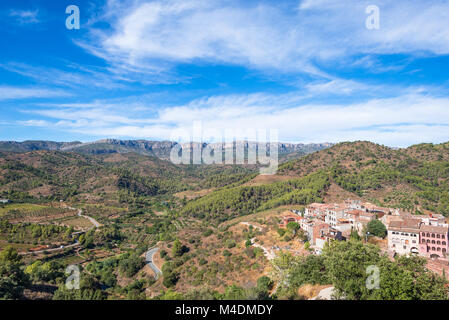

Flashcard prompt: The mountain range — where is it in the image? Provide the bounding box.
[0,139,334,160]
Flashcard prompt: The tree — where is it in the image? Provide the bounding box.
[297,229,308,242]
[118,254,145,278]
[53,274,106,300]
[322,240,448,300]
[223,284,246,300]
[350,229,361,241]
[162,271,179,288]
[286,222,300,232]
[368,255,447,300]
[269,251,300,298]
[304,241,310,251]
[257,276,274,291]
[0,246,30,299]
[172,239,183,257]
[366,219,387,238]
[322,240,381,300]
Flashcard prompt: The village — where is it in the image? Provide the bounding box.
[278,199,449,278]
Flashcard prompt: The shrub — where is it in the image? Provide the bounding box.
[202,229,213,237]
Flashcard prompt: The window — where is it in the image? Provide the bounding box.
[437,247,441,251]
[432,240,435,244]
[437,234,441,239]
[443,241,446,246]
[432,247,436,251]
[442,235,446,239]
[432,233,436,238]
[443,248,446,253]
[427,233,430,237]
[437,241,441,245]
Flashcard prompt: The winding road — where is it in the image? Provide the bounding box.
[19,206,101,255]
[67,206,102,229]
[145,247,162,279]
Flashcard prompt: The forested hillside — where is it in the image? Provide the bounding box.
[278,141,449,215]
[0,140,448,301]
[183,141,449,219]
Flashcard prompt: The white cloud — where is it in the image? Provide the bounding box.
[81,0,318,76]
[9,9,40,24]
[79,0,449,79]
[0,62,126,90]
[20,91,449,147]
[0,86,69,100]
[17,120,50,127]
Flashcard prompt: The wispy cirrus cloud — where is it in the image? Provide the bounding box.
[0,62,127,90]
[18,89,449,147]
[78,0,449,82]
[0,86,69,100]
[9,9,40,24]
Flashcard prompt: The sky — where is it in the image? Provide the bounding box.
[0,0,449,147]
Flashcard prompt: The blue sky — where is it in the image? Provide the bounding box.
[1,0,449,147]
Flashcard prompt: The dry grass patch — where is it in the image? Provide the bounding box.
[298,284,333,300]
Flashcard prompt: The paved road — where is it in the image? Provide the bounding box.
[145,247,162,279]
[20,241,80,255]
[66,206,102,229]
[20,206,100,256]
[77,209,102,228]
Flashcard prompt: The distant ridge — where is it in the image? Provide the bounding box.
[0,139,334,160]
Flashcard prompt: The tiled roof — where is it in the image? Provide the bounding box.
[389,219,421,232]
[346,209,366,215]
[420,224,449,234]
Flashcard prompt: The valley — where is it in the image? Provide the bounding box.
[0,140,448,300]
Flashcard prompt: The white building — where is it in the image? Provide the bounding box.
[0,199,10,204]
[388,219,421,256]
[324,206,346,227]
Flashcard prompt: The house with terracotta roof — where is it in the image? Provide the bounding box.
[315,227,345,254]
[381,214,404,229]
[298,219,330,245]
[388,219,422,256]
[304,203,329,218]
[279,214,303,228]
[341,209,375,233]
[312,221,331,245]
